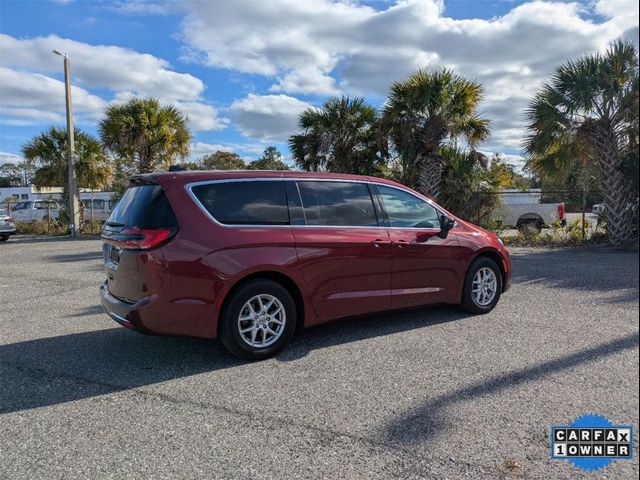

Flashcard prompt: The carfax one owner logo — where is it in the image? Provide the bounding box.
[551,414,634,471]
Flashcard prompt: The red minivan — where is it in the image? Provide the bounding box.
[100,171,511,360]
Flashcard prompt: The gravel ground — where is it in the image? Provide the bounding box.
[1,237,638,479]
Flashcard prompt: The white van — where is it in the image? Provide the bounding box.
[82,197,115,222]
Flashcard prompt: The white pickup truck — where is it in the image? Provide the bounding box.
[491,189,566,232]
[10,196,115,223]
[10,200,61,223]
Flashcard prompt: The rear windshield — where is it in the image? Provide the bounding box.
[191,181,289,225]
[108,185,177,228]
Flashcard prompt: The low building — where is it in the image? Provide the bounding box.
[0,186,115,203]
[0,186,63,203]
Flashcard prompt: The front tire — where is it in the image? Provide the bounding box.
[0,235,8,242]
[219,279,297,360]
[460,257,502,314]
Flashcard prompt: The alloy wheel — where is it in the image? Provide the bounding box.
[237,294,286,348]
[472,267,497,307]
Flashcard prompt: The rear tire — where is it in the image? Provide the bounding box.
[460,257,502,314]
[218,279,297,361]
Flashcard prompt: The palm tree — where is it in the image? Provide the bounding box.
[382,68,490,198]
[100,97,191,173]
[22,127,112,222]
[525,40,639,245]
[289,96,387,175]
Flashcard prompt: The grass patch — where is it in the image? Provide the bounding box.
[15,220,103,236]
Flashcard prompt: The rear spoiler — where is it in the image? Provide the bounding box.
[124,175,159,188]
[125,174,178,191]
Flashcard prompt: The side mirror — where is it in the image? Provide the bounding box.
[437,215,455,239]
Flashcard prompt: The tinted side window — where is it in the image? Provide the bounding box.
[378,185,440,228]
[297,181,378,226]
[191,181,289,225]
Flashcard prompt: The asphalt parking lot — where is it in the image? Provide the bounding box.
[1,238,638,479]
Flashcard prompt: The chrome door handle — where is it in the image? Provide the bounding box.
[371,239,391,247]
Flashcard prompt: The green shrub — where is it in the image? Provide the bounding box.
[15,219,104,236]
[80,220,104,236]
[15,220,68,236]
[502,218,608,247]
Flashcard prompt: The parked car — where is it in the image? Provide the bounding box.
[491,189,566,232]
[100,171,511,360]
[0,210,16,241]
[10,200,60,223]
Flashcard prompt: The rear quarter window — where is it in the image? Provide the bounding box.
[191,181,289,225]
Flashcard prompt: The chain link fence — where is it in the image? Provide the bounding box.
[447,189,606,242]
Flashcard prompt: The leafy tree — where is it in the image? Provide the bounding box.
[3,194,18,214]
[0,163,21,187]
[524,40,639,245]
[22,127,112,221]
[382,68,490,197]
[100,97,191,173]
[20,161,36,185]
[289,96,387,175]
[487,154,531,190]
[248,146,290,170]
[180,162,204,171]
[437,146,498,224]
[201,151,246,170]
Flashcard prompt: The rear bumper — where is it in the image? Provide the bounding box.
[99,282,154,333]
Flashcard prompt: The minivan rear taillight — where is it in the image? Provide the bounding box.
[110,227,176,250]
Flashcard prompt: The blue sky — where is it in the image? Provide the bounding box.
[0,0,638,169]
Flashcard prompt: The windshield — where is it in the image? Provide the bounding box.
[13,201,32,210]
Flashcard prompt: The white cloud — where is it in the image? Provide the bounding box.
[270,66,339,96]
[0,34,204,100]
[0,67,106,125]
[179,0,639,151]
[190,141,234,158]
[110,1,170,15]
[0,151,24,166]
[0,34,226,132]
[177,102,229,132]
[228,94,311,142]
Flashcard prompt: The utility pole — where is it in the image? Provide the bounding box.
[53,49,81,237]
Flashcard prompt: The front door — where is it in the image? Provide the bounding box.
[376,185,463,309]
